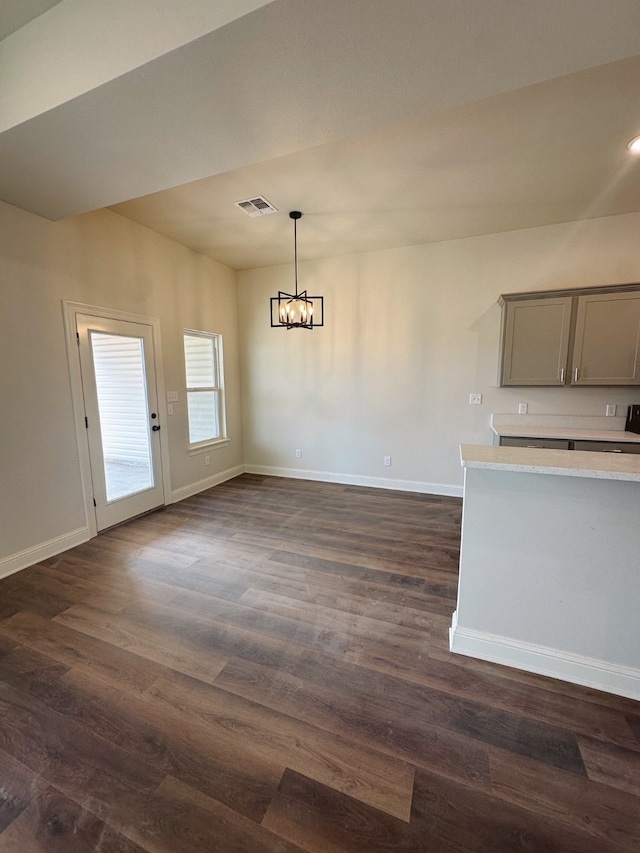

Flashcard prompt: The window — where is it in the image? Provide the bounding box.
[183,331,226,448]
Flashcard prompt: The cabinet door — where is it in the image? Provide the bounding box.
[572,440,640,454]
[500,437,571,449]
[500,297,572,386]
[571,292,640,385]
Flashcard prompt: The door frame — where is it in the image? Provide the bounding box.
[63,301,172,538]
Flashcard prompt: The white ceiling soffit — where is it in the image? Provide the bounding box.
[0,0,277,133]
[2,0,640,221]
[0,0,65,42]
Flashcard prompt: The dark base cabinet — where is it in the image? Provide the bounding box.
[499,436,640,453]
[572,440,640,454]
[500,437,571,450]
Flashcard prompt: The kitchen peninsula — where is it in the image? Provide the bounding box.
[449,443,640,701]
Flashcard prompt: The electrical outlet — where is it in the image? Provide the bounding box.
[167,403,174,416]
[205,455,210,466]
[518,403,528,414]
[295,449,302,458]
[469,393,482,405]
[606,404,616,417]
[166,391,178,402]
[384,456,392,466]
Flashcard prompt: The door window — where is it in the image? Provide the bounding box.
[90,331,154,501]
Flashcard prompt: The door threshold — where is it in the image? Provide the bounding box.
[98,503,166,534]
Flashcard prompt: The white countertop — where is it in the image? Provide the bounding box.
[492,425,640,442]
[460,443,640,481]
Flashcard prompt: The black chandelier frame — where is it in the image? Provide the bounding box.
[270,211,324,329]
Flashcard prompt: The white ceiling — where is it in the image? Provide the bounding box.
[2,0,640,270]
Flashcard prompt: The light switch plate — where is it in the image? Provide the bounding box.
[167,391,178,402]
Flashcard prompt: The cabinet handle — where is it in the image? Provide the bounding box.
[560,368,565,383]
[573,367,579,382]
[602,449,622,453]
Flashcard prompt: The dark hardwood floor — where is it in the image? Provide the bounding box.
[1,474,639,851]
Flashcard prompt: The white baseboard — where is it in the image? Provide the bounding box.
[449,612,640,702]
[0,526,91,581]
[0,463,245,579]
[171,464,246,503]
[244,465,463,498]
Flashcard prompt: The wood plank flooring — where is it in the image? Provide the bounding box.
[1,474,639,851]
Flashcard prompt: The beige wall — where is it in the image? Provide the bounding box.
[0,201,242,566]
[238,212,640,493]
[3,200,640,570]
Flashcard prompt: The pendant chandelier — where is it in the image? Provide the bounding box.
[270,211,324,329]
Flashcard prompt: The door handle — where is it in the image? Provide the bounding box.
[152,425,161,432]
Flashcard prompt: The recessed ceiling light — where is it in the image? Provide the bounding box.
[628,136,640,154]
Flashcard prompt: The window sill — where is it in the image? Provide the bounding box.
[188,438,230,456]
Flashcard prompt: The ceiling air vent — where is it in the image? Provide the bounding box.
[235,196,278,217]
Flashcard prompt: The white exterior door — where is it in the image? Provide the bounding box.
[76,314,165,530]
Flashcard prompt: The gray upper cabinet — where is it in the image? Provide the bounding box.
[571,292,640,385]
[499,285,640,387]
[500,297,572,386]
